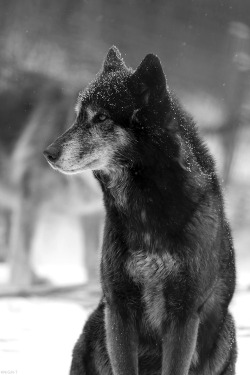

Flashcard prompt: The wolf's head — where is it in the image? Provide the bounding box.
[44,46,178,175]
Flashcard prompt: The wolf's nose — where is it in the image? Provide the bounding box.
[43,145,61,163]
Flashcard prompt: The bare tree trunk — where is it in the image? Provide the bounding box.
[81,212,104,285]
[9,194,37,286]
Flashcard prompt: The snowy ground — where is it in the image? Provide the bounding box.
[0,289,249,375]
[0,298,88,375]
[232,291,250,375]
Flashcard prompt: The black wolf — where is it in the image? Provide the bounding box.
[44,46,237,375]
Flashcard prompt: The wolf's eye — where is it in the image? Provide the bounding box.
[96,113,108,122]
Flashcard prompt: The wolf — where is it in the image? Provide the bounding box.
[44,46,237,374]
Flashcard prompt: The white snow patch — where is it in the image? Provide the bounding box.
[0,298,89,375]
[32,211,87,285]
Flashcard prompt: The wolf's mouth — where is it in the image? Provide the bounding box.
[47,158,101,174]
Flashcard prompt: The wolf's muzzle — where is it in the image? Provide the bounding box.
[43,144,61,164]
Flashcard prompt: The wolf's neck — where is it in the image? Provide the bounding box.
[96,162,198,235]
[104,165,130,209]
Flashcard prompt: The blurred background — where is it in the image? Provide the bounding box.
[0,0,249,374]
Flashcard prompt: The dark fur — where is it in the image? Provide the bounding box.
[45,47,237,374]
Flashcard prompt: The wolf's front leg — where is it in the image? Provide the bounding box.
[105,305,138,375]
[162,314,200,375]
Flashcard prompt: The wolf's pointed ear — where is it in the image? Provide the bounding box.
[130,54,166,106]
[103,46,125,73]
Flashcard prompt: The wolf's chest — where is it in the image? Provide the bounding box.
[126,249,176,282]
[125,249,177,331]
